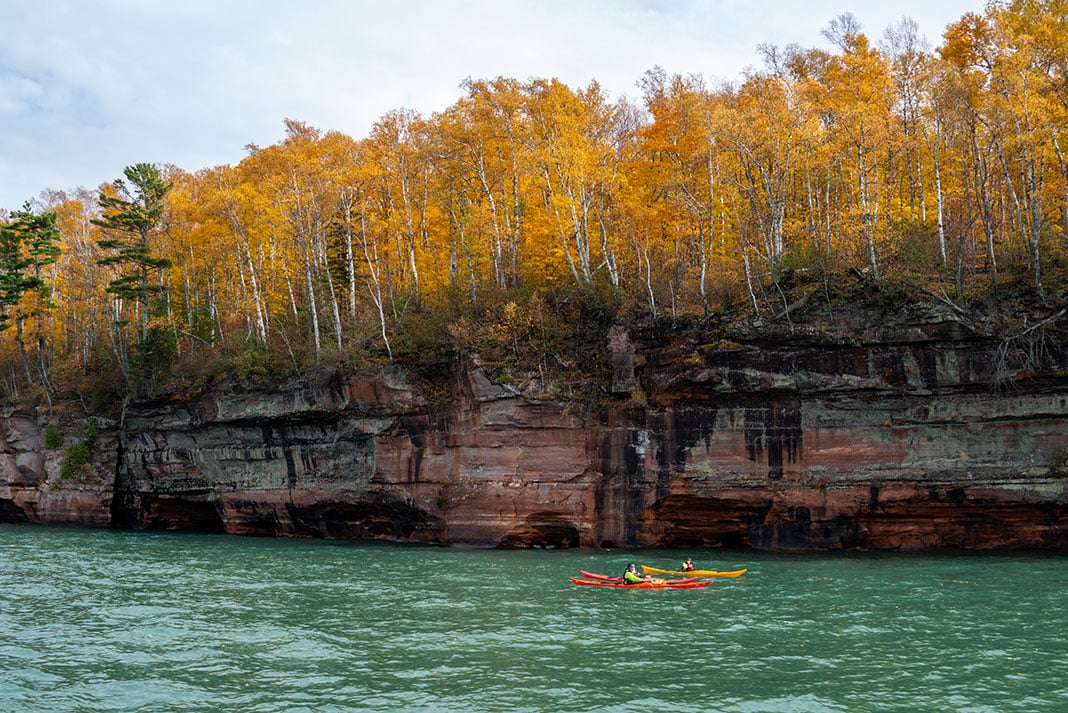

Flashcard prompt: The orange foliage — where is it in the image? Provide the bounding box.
[7,3,1068,395]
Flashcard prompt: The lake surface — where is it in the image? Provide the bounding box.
[1,523,1066,712]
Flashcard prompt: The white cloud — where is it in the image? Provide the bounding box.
[1,0,981,210]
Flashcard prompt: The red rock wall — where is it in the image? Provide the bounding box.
[0,410,115,529]
[2,321,1067,551]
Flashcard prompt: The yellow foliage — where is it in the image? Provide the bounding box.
[7,2,1068,393]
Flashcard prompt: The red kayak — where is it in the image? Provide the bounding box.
[570,577,711,589]
[580,570,697,585]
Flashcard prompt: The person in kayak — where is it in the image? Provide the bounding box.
[623,563,646,585]
[681,558,695,572]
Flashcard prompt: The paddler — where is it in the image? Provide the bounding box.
[681,557,695,572]
[623,563,646,585]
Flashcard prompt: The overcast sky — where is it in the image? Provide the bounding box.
[2,0,982,212]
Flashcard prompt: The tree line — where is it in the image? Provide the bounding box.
[2,2,1067,410]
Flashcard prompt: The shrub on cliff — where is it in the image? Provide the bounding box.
[43,424,63,448]
[84,420,99,446]
[60,442,91,480]
[233,345,276,387]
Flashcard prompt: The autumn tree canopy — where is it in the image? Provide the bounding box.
[2,3,1067,407]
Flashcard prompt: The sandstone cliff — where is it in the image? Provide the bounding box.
[2,309,1066,551]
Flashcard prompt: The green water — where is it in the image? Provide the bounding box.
[1,524,1065,712]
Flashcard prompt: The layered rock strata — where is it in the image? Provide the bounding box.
[2,316,1066,550]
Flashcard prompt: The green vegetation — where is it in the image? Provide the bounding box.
[60,442,91,480]
[43,423,63,448]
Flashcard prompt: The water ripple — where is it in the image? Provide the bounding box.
[2,526,1067,712]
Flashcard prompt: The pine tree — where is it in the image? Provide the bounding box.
[92,163,175,399]
[92,163,173,341]
[7,206,62,392]
[0,223,36,333]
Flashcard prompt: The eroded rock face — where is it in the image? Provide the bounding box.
[105,368,600,547]
[0,410,116,528]
[620,319,1068,551]
[2,317,1067,551]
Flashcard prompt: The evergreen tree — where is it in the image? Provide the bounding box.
[92,163,173,341]
[92,163,175,399]
[0,223,36,333]
[11,207,62,287]
[8,206,63,391]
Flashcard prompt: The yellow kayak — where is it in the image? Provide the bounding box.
[642,565,748,578]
